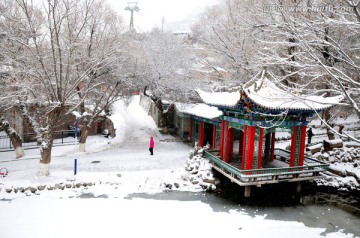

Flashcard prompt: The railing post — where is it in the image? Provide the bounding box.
[9,136,12,149]
[62,130,64,144]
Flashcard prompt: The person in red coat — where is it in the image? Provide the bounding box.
[149,137,154,155]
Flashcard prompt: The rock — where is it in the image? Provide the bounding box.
[181,175,188,181]
[314,152,322,160]
[38,185,46,191]
[323,139,343,151]
[214,178,221,186]
[322,153,330,160]
[58,184,65,190]
[164,183,173,189]
[190,170,198,174]
[116,174,122,178]
[174,183,180,188]
[203,177,216,184]
[354,163,359,168]
[200,183,208,190]
[65,183,72,188]
[18,187,25,193]
[5,188,12,193]
[75,183,82,188]
[31,187,37,193]
[191,180,199,185]
[185,167,192,172]
[329,157,336,163]
[47,186,54,190]
[307,144,322,154]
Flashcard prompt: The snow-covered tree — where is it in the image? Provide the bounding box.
[0,117,24,158]
[139,29,195,129]
[0,3,25,158]
[249,0,360,141]
[0,0,127,175]
[191,0,264,82]
[193,0,360,142]
[71,7,133,152]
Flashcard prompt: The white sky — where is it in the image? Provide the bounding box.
[107,0,219,32]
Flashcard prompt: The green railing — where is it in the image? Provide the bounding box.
[204,149,329,181]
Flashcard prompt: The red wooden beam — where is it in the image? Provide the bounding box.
[246,126,256,171]
[219,120,225,160]
[224,121,230,163]
[289,126,297,167]
[241,125,247,170]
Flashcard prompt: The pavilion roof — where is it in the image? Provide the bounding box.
[178,103,222,120]
[196,89,241,108]
[197,71,344,112]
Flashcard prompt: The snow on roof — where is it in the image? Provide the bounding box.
[196,89,241,107]
[174,102,196,113]
[245,78,344,111]
[182,103,222,120]
[196,70,343,111]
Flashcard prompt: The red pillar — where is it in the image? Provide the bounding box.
[241,125,247,170]
[299,126,307,167]
[199,121,204,147]
[257,128,264,169]
[212,125,217,149]
[219,121,225,159]
[224,121,230,163]
[189,118,193,143]
[289,126,297,167]
[246,126,256,171]
[270,132,276,161]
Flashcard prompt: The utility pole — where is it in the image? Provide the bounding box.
[124,2,140,31]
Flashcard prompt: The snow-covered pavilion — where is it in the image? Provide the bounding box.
[191,71,343,197]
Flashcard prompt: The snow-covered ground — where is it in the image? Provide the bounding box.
[0,96,359,238]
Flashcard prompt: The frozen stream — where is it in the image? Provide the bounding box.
[128,190,360,237]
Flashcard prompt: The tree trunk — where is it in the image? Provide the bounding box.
[155,99,169,131]
[79,126,89,152]
[0,117,25,158]
[11,133,25,158]
[37,143,53,176]
[323,109,335,140]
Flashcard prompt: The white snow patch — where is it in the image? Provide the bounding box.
[183,103,222,119]
[196,89,241,107]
